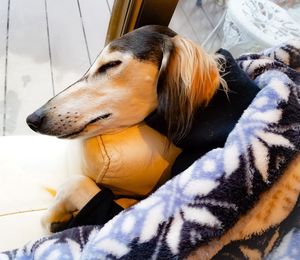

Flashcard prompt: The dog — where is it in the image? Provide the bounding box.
[26,25,227,232]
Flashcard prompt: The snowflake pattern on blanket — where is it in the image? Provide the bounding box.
[1,41,300,260]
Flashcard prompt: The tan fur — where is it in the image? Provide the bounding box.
[160,36,225,141]
[43,51,159,138]
[171,36,221,106]
[188,154,300,260]
[239,246,262,260]
[264,229,279,256]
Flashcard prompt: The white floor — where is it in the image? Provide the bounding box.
[0,0,112,136]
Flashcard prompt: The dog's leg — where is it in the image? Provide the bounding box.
[42,175,100,233]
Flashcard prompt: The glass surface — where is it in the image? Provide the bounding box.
[169,0,300,56]
[169,0,227,54]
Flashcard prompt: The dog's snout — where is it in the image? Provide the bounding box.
[26,110,45,132]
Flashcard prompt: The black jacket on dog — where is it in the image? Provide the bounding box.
[66,49,260,229]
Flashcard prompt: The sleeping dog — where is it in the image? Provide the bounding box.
[26,25,259,232]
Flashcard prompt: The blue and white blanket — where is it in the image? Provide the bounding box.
[1,42,300,259]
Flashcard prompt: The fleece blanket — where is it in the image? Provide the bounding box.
[1,42,300,259]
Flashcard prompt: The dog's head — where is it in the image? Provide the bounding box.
[27,25,223,140]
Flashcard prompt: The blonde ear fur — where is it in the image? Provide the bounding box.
[158,35,226,142]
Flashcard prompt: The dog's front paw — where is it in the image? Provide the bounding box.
[42,175,100,233]
[41,206,74,233]
[49,221,71,233]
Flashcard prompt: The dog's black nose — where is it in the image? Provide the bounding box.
[26,110,45,132]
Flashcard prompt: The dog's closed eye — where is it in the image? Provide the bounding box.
[98,60,122,74]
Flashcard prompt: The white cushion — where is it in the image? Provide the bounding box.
[0,136,71,251]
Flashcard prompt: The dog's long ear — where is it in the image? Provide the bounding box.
[157,35,223,143]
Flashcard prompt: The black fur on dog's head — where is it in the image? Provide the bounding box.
[110,25,176,67]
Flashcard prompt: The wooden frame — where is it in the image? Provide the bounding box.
[105,0,179,44]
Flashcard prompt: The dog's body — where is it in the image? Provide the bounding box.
[26,25,259,232]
